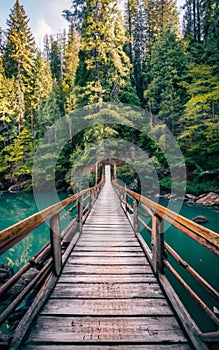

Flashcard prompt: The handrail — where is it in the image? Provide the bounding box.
[0,179,104,347]
[113,182,219,347]
[0,181,103,255]
[114,182,219,254]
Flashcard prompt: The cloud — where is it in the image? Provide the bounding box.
[35,19,52,49]
[45,0,71,33]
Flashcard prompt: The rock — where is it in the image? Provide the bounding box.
[8,179,31,193]
[192,215,209,224]
[185,193,196,201]
[196,192,219,206]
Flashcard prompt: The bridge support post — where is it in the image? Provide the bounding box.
[50,214,62,276]
[113,164,117,180]
[152,215,164,275]
[78,196,83,234]
[133,198,139,235]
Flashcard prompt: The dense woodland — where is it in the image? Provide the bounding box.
[0,0,218,195]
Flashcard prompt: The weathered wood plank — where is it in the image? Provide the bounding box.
[73,246,143,252]
[78,238,138,242]
[41,298,173,316]
[67,256,148,265]
[71,251,145,257]
[23,345,191,350]
[24,316,188,343]
[52,282,164,299]
[75,241,140,247]
[81,233,134,237]
[62,265,151,275]
[84,224,132,227]
[58,274,157,283]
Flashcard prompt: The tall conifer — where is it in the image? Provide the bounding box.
[75,0,132,106]
[3,0,35,134]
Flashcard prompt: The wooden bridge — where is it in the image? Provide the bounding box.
[0,165,219,349]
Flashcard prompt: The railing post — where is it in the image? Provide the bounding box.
[133,198,139,235]
[50,214,61,276]
[114,164,117,180]
[152,214,164,274]
[89,190,92,209]
[78,195,83,234]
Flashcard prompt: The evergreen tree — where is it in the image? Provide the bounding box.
[144,29,188,134]
[144,0,179,47]
[75,0,136,106]
[62,24,80,114]
[63,0,86,32]
[3,0,36,134]
[49,35,62,82]
[0,58,18,148]
[124,0,146,102]
[31,52,53,140]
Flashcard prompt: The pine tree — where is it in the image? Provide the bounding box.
[124,0,146,102]
[144,29,188,134]
[0,58,18,148]
[144,0,179,47]
[75,0,134,106]
[3,0,36,134]
[63,0,86,32]
[62,24,80,114]
[31,52,53,140]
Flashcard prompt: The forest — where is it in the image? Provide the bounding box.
[0,0,218,195]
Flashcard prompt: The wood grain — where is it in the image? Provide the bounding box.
[25,316,188,343]
[51,282,164,299]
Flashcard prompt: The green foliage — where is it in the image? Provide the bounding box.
[0,127,32,182]
[144,29,188,134]
[75,0,138,106]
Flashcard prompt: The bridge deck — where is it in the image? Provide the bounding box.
[22,180,192,349]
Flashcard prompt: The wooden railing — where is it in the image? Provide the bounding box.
[0,180,104,348]
[113,182,219,348]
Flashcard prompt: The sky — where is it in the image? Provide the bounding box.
[0,0,72,48]
[0,0,185,49]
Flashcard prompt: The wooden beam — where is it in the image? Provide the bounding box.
[50,214,61,276]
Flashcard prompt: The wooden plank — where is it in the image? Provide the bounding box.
[23,345,191,350]
[58,274,157,283]
[73,246,143,252]
[41,298,174,316]
[71,251,145,257]
[24,316,188,343]
[52,282,164,299]
[78,238,136,242]
[62,265,152,275]
[82,229,133,232]
[79,233,137,243]
[84,224,132,227]
[67,256,148,265]
[75,241,140,247]
[82,233,134,237]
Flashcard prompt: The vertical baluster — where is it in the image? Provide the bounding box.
[78,195,83,234]
[50,214,61,276]
[114,164,117,180]
[152,214,164,274]
[133,198,139,235]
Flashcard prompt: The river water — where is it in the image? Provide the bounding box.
[0,191,218,333]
